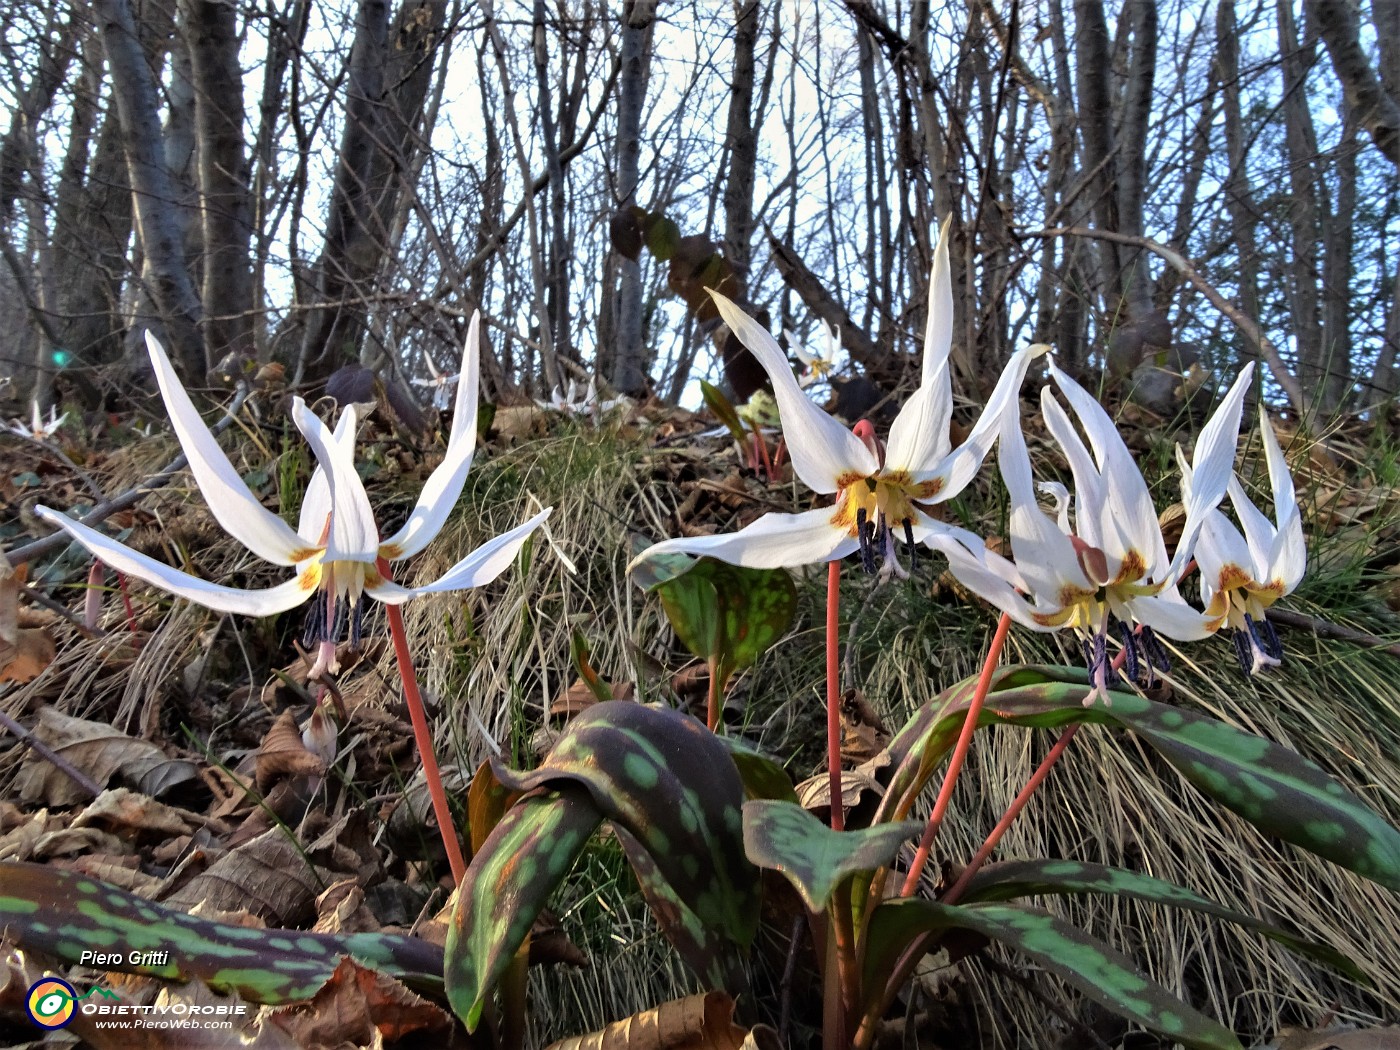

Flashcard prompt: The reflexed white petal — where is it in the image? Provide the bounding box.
[1049,361,1167,575]
[1126,589,1212,641]
[1000,402,1091,601]
[292,399,380,561]
[1259,407,1297,530]
[711,293,877,492]
[35,506,313,616]
[379,314,483,560]
[627,507,856,572]
[1273,505,1307,592]
[447,311,482,451]
[372,509,552,603]
[1168,364,1253,579]
[924,529,1051,631]
[884,375,952,478]
[785,329,816,367]
[911,343,1040,494]
[144,332,308,566]
[922,216,954,389]
[1195,510,1254,605]
[1226,476,1275,580]
[299,466,331,539]
[1040,385,1107,552]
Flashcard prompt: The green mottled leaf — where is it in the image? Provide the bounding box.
[0,862,443,1003]
[700,380,748,445]
[866,898,1243,1050]
[876,665,1400,892]
[651,556,796,688]
[496,702,760,964]
[743,799,920,913]
[446,785,600,1030]
[717,736,797,803]
[959,859,1362,979]
[613,825,743,990]
[628,535,698,592]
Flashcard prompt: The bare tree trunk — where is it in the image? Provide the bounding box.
[92,0,205,377]
[722,0,760,304]
[51,45,133,375]
[1278,0,1325,417]
[182,0,254,363]
[610,0,654,396]
[1216,0,1265,382]
[1320,122,1356,410]
[1308,0,1400,166]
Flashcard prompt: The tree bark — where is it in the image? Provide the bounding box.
[92,0,205,377]
[610,0,654,396]
[1308,0,1400,166]
[182,0,255,363]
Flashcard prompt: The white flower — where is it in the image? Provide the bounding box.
[37,316,549,676]
[785,321,843,388]
[629,218,1041,577]
[411,352,461,411]
[536,377,622,420]
[1182,407,1305,674]
[9,402,68,441]
[930,361,1254,695]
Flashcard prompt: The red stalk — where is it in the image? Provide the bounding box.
[900,612,1012,895]
[826,559,844,831]
[378,557,468,886]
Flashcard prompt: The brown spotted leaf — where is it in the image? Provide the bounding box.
[446,785,601,1029]
[0,862,443,1004]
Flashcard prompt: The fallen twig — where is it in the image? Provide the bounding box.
[0,707,102,800]
[1267,606,1400,659]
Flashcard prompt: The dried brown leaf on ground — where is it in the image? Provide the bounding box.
[542,991,781,1050]
[161,827,334,927]
[266,957,455,1048]
[256,709,327,790]
[1276,1026,1400,1049]
[15,708,198,806]
[0,560,56,683]
[72,786,217,842]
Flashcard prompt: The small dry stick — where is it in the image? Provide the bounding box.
[0,707,101,799]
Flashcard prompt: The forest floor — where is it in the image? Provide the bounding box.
[0,380,1398,1049]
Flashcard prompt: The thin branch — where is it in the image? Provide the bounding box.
[1023,226,1308,415]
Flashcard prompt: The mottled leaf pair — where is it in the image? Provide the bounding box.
[444,701,760,1030]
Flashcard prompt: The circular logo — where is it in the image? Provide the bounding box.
[25,978,77,1029]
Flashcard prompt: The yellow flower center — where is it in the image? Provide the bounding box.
[830,469,943,539]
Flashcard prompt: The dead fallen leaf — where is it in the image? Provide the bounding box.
[1277,1025,1400,1049]
[16,708,199,806]
[267,956,453,1047]
[542,990,780,1050]
[162,827,335,928]
[256,710,327,790]
[73,787,213,842]
[0,560,56,683]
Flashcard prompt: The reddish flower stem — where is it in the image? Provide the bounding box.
[116,571,141,642]
[826,559,844,831]
[941,724,1081,905]
[900,612,1012,896]
[940,641,1134,904]
[378,557,468,887]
